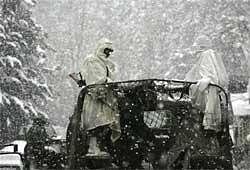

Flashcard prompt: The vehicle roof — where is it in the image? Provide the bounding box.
[82,79,228,105]
[85,79,226,95]
[0,140,27,155]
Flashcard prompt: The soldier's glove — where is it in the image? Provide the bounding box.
[77,79,86,87]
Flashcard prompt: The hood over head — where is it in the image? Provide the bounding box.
[95,38,114,60]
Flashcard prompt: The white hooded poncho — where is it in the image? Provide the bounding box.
[81,38,120,142]
[185,36,229,131]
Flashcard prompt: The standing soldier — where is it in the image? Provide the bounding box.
[185,35,230,132]
[185,34,234,170]
[81,38,120,156]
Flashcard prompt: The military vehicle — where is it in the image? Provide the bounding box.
[66,79,233,169]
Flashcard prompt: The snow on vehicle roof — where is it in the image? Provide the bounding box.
[0,140,27,155]
[0,153,23,166]
[231,93,250,116]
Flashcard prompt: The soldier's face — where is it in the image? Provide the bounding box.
[104,48,113,58]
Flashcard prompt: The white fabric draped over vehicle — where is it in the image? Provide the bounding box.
[185,47,230,131]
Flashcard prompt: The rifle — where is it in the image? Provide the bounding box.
[69,72,86,87]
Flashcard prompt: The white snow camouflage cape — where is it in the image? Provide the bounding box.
[80,38,120,142]
[185,49,229,131]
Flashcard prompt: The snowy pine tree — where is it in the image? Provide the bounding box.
[0,0,52,144]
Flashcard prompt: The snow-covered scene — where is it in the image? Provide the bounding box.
[0,0,250,169]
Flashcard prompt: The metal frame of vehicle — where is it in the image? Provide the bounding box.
[66,79,233,169]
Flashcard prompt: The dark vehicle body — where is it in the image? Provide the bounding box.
[66,79,233,169]
[24,138,67,170]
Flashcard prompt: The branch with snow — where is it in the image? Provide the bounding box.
[0,55,22,67]
[42,65,62,72]
[10,96,30,114]
[16,69,53,98]
[22,0,37,7]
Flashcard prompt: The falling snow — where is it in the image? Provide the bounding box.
[0,0,250,169]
